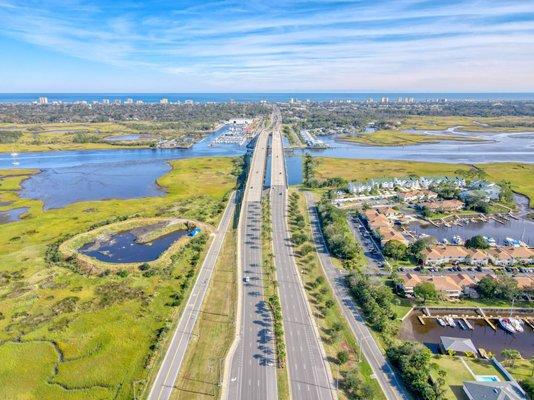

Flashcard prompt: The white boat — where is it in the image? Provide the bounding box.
[457,319,466,330]
[510,318,524,333]
[437,318,446,327]
[452,235,463,245]
[10,152,18,157]
[442,238,450,245]
[498,318,516,334]
[445,316,456,327]
[12,161,19,166]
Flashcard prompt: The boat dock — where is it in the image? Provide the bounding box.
[412,306,534,332]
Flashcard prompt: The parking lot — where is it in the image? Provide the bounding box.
[348,214,388,273]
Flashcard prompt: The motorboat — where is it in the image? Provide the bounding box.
[498,318,516,334]
[445,316,456,327]
[10,152,18,157]
[437,318,446,327]
[452,235,463,245]
[510,318,524,333]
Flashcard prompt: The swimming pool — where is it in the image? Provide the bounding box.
[476,375,500,382]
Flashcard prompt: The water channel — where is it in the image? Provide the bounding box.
[0,129,532,209]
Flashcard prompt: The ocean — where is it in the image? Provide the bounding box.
[1,92,534,104]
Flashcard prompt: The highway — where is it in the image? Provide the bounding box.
[225,119,278,400]
[147,191,237,400]
[304,192,410,400]
[270,111,336,400]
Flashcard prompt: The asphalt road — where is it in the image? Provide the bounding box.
[304,192,410,400]
[147,191,237,400]
[226,123,278,400]
[271,114,335,400]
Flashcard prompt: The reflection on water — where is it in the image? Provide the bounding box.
[0,128,532,209]
[79,228,187,263]
[294,131,534,164]
[9,126,246,209]
[0,207,28,224]
[399,311,534,360]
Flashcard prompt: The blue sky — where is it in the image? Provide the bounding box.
[1,0,534,92]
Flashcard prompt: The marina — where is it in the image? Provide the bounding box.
[408,194,534,246]
[400,307,534,359]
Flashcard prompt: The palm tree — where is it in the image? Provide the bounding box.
[501,348,522,367]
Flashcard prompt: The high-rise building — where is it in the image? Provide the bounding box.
[103,99,110,104]
[125,98,134,104]
[160,98,169,104]
[380,97,389,104]
[38,96,48,105]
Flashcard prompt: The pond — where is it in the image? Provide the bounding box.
[0,207,28,224]
[408,195,534,246]
[399,310,534,360]
[79,227,188,264]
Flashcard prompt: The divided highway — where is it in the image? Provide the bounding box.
[225,122,278,400]
[270,113,335,400]
[147,191,237,400]
[304,192,410,400]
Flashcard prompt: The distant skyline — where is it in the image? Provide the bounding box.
[1,0,534,92]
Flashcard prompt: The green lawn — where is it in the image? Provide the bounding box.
[171,229,237,400]
[0,157,237,400]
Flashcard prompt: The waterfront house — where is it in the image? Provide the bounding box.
[514,276,534,292]
[467,249,490,266]
[422,199,464,212]
[507,246,534,264]
[423,245,470,266]
[399,273,464,298]
[397,189,438,203]
[377,226,409,245]
[440,336,477,356]
[487,247,515,266]
[463,381,528,400]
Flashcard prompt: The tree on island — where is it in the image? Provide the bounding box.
[465,235,489,249]
[413,282,438,303]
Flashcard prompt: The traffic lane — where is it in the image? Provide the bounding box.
[148,193,236,400]
[270,189,334,400]
[305,195,408,400]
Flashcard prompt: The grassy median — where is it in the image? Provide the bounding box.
[171,228,237,399]
[262,195,291,400]
[290,189,385,400]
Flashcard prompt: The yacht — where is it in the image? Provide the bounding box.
[498,318,516,334]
